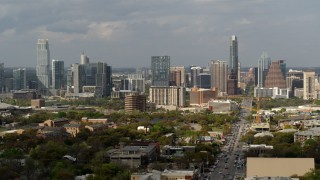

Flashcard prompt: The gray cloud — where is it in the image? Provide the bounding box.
[0,0,319,68]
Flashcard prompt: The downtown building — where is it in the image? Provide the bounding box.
[170,66,186,87]
[257,52,271,87]
[36,39,51,95]
[149,56,185,109]
[52,59,64,90]
[13,68,26,90]
[210,60,227,96]
[229,35,239,90]
[71,54,112,98]
[125,93,147,113]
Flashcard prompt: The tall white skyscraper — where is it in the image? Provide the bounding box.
[52,59,64,89]
[36,39,50,94]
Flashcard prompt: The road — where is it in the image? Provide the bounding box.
[209,98,251,180]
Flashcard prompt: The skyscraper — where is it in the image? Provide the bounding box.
[303,71,316,100]
[151,56,170,86]
[52,59,64,89]
[36,39,50,94]
[190,66,202,88]
[257,52,271,87]
[13,68,26,90]
[230,35,238,78]
[264,60,286,88]
[210,60,227,95]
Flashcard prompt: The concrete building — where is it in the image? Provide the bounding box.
[81,117,108,124]
[190,66,202,88]
[264,60,286,88]
[36,39,51,95]
[208,99,238,113]
[13,68,26,90]
[169,66,186,87]
[131,169,198,180]
[227,70,238,95]
[151,56,170,86]
[149,86,185,107]
[294,127,320,144]
[247,158,314,177]
[230,35,239,82]
[257,52,271,87]
[254,87,289,99]
[31,99,45,108]
[210,60,227,95]
[52,59,64,90]
[108,144,158,168]
[303,71,316,100]
[189,88,217,106]
[125,93,146,113]
[63,124,81,137]
[121,74,145,93]
[80,52,89,65]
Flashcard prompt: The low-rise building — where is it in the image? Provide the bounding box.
[85,124,107,132]
[39,118,69,127]
[294,127,320,144]
[63,124,82,137]
[81,117,108,124]
[208,99,238,113]
[131,169,198,180]
[107,143,158,168]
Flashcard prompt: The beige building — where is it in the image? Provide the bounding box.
[125,93,146,113]
[303,71,316,100]
[31,99,45,108]
[170,66,186,86]
[81,117,108,124]
[189,88,217,106]
[131,169,196,180]
[63,124,81,137]
[247,158,314,177]
[149,86,185,107]
[210,60,227,95]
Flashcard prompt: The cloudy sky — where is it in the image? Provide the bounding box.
[0,0,319,68]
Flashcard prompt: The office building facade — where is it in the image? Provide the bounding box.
[151,56,170,86]
[13,68,27,90]
[303,71,316,100]
[125,93,146,113]
[257,52,271,87]
[170,67,186,87]
[52,59,64,89]
[230,35,239,80]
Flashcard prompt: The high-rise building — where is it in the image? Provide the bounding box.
[125,93,146,113]
[13,68,26,90]
[303,71,316,100]
[0,63,4,93]
[227,70,238,95]
[149,86,185,107]
[257,52,271,87]
[36,39,50,94]
[73,61,112,97]
[264,60,286,88]
[210,60,227,95]
[197,73,211,89]
[190,66,202,88]
[80,53,89,65]
[230,35,238,79]
[121,74,145,93]
[170,67,186,87]
[151,56,170,86]
[52,60,64,89]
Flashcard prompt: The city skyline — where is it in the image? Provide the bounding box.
[0,1,319,68]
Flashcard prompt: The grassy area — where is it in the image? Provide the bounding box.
[0,127,7,132]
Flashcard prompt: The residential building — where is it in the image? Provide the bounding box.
[125,93,146,113]
[210,60,227,95]
[169,66,186,87]
[230,35,239,80]
[63,124,81,137]
[121,74,145,93]
[36,39,51,95]
[257,52,271,87]
[13,68,26,90]
[264,60,286,88]
[81,117,108,124]
[149,86,185,108]
[303,71,316,100]
[190,66,202,87]
[39,118,69,127]
[52,59,64,89]
[294,127,320,144]
[151,56,170,86]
